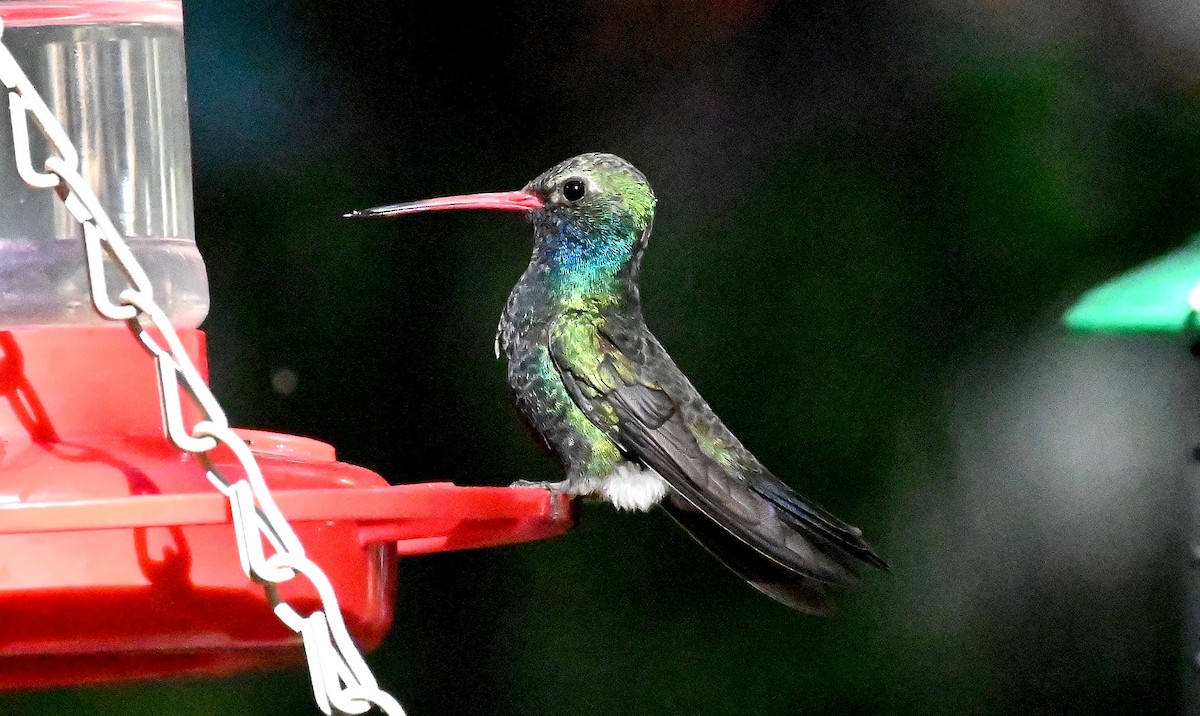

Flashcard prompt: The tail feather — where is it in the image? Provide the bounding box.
[661,493,847,614]
[606,385,885,611]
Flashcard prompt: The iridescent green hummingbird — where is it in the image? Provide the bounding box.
[348,153,886,613]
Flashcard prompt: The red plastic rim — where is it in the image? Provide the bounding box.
[0,481,576,554]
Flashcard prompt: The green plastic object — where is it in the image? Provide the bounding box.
[1064,238,1200,332]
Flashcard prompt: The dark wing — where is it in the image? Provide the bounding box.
[548,310,886,613]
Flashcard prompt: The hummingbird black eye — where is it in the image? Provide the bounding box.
[562,178,586,202]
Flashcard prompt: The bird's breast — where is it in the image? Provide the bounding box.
[498,280,625,479]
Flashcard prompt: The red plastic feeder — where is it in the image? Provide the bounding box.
[0,326,575,689]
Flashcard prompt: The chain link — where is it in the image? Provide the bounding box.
[0,17,405,716]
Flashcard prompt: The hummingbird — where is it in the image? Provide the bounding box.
[348,153,886,613]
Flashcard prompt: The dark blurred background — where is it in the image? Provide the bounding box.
[13,0,1200,713]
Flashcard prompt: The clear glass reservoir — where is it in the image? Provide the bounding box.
[0,0,207,327]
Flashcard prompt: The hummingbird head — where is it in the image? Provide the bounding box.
[524,153,655,250]
[348,152,657,294]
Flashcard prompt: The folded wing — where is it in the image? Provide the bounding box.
[549,310,886,613]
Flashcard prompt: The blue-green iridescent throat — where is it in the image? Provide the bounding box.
[535,218,640,297]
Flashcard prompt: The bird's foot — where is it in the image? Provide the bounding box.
[509,478,572,493]
[509,479,573,520]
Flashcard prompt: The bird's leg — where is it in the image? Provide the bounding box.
[511,460,609,521]
[511,465,605,495]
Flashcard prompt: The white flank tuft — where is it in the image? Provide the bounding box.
[602,463,668,511]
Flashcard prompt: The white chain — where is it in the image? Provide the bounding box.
[0,18,405,716]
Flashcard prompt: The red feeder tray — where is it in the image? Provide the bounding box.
[0,326,575,689]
